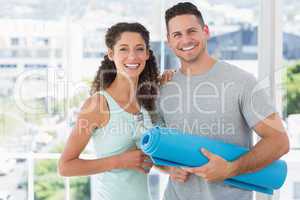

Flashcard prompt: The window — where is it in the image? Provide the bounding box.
[82,30,105,58]
[32,37,49,47]
[283,0,300,149]
[55,49,62,58]
[293,182,300,199]
[1,1,161,200]
[34,49,50,58]
[0,64,17,68]
[24,64,48,68]
[0,1,297,200]
[279,1,300,200]
[0,50,13,58]
[11,38,19,46]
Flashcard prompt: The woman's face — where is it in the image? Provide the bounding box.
[109,32,149,79]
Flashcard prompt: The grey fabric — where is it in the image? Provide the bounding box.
[156,60,276,200]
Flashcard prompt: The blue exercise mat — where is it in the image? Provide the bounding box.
[140,127,287,195]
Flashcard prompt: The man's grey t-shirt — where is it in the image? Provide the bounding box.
[157,61,276,200]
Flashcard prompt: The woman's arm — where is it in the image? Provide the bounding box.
[58,94,150,177]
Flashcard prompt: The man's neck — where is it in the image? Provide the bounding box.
[180,54,217,76]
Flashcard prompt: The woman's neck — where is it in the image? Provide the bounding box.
[107,74,139,102]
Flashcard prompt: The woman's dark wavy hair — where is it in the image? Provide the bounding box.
[90,22,159,111]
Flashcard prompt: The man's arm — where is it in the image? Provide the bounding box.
[230,112,289,176]
[184,113,289,182]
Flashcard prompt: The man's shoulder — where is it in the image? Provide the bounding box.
[216,61,256,82]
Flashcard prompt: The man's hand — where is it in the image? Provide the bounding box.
[184,148,237,182]
[155,165,190,183]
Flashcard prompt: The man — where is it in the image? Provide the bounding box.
[156,2,289,200]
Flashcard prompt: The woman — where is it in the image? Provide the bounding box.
[58,22,159,200]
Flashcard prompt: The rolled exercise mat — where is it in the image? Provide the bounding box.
[140,127,287,195]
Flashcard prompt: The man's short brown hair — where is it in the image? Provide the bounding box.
[165,2,205,31]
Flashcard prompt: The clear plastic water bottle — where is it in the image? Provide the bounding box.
[132,112,148,148]
[133,112,152,173]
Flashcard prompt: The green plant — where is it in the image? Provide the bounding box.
[34,160,90,200]
[71,177,91,200]
[284,62,300,116]
[34,160,64,200]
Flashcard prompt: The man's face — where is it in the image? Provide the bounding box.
[167,14,209,63]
